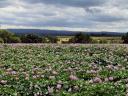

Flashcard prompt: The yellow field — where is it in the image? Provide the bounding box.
[57,36,72,43]
[57,36,123,44]
[92,36,121,40]
[92,37,122,43]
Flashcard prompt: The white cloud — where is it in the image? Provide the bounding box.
[0,0,128,32]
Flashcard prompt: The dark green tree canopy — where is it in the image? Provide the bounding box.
[122,32,128,44]
[70,32,92,43]
[0,38,4,43]
[21,34,42,43]
[46,36,58,43]
[0,30,21,43]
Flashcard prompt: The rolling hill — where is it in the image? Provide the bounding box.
[8,29,125,37]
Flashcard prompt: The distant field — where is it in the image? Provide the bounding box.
[0,44,128,95]
[92,36,121,40]
[57,36,123,43]
[57,36,72,43]
[92,36,123,43]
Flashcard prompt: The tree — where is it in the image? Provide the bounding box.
[69,32,92,43]
[0,29,21,43]
[0,38,4,43]
[42,37,49,43]
[21,34,42,43]
[46,36,58,43]
[122,32,128,44]
[8,36,21,43]
[0,30,14,43]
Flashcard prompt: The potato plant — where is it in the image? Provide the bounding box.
[0,44,128,96]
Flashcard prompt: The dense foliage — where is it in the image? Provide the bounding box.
[70,33,92,43]
[0,38,4,43]
[122,32,128,44]
[0,44,128,96]
[0,30,58,43]
[0,30,125,44]
[20,34,43,43]
[45,36,58,43]
[0,30,21,43]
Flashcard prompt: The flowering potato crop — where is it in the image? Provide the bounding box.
[0,44,128,96]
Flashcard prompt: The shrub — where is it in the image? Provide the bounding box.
[42,37,51,43]
[69,32,92,43]
[0,38,4,43]
[8,36,21,43]
[122,32,128,43]
[0,30,14,43]
[46,36,58,43]
[21,34,42,43]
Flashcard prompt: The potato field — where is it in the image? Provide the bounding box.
[0,44,128,96]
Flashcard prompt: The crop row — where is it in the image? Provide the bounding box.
[0,44,128,96]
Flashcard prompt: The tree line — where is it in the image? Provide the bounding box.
[0,29,128,44]
[0,30,58,43]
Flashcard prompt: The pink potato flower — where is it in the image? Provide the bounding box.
[69,75,79,80]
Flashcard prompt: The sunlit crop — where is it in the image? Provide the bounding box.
[0,44,128,96]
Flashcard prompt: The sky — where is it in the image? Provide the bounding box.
[0,0,128,32]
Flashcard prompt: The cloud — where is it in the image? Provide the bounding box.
[24,0,108,8]
[0,0,20,8]
[0,0,128,32]
[0,0,11,8]
[90,15,125,22]
[86,7,128,22]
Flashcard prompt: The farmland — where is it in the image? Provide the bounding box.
[92,37,122,43]
[0,44,128,96]
[57,36,122,44]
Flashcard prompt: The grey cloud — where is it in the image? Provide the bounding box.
[24,0,108,8]
[0,0,11,8]
[85,7,103,14]
[111,0,128,8]
[1,0,128,32]
[90,15,125,22]
[0,14,93,28]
